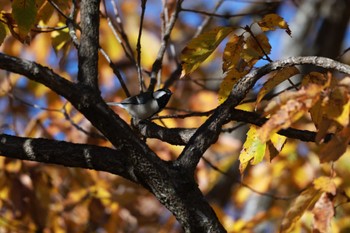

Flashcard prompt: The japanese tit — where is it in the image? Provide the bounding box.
[107,88,172,120]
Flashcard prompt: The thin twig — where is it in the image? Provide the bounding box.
[136,0,147,92]
[181,7,267,19]
[108,0,135,63]
[99,48,130,97]
[62,104,106,139]
[194,0,224,37]
[67,0,79,48]
[48,0,70,20]
[244,25,272,62]
[148,0,184,91]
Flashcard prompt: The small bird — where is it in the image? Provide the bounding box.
[107,88,172,120]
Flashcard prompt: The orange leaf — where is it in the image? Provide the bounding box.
[259,84,323,142]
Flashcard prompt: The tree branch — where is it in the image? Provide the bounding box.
[77,0,100,91]
[139,109,330,145]
[148,0,183,91]
[0,53,77,99]
[176,56,350,172]
[0,134,132,180]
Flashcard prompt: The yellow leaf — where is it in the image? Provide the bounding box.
[333,100,350,127]
[51,22,70,53]
[242,33,271,63]
[181,26,234,75]
[256,67,299,106]
[313,176,339,195]
[319,126,350,163]
[222,35,244,72]
[280,187,321,232]
[266,133,287,161]
[239,125,266,174]
[12,0,37,40]
[218,68,247,104]
[258,13,291,35]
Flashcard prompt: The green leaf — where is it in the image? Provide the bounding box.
[12,0,37,39]
[181,26,234,75]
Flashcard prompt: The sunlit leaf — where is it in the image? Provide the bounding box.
[319,126,350,163]
[51,22,70,53]
[239,125,266,174]
[280,187,321,232]
[12,0,37,40]
[181,26,234,75]
[258,13,291,35]
[313,176,339,195]
[218,68,247,104]
[256,67,299,106]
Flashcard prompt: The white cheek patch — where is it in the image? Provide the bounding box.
[153,91,167,99]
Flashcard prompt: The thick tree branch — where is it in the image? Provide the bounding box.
[176,56,350,172]
[77,0,100,91]
[0,53,77,99]
[0,134,133,180]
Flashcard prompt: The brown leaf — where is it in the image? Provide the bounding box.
[312,193,334,233]
[319,126,350,162]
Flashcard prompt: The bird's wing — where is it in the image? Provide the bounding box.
[121,92,152,105]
